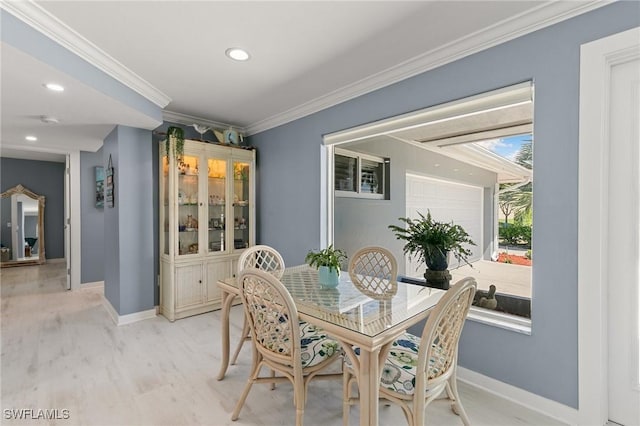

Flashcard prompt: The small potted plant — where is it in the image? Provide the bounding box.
[165,126,185,163]
[305,245,347,288]
[388,211,475,289]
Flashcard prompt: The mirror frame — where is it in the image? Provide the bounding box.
[1,184,46,267]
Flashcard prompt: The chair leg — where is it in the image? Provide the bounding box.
[231,366,258,421]
[231,350,262,421]
[230,317,250,365]
[446,377,470,426]
[270,368,276,390]
[342,369,351,426]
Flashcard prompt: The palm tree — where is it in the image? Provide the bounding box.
[499,139,533,225]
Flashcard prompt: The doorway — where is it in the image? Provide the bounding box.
[578,26,640,426]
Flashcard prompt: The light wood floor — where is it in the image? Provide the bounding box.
[1,263,565,426]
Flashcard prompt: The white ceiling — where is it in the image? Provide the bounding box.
[0,1,606,162]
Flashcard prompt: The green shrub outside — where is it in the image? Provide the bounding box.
[498,223,532,247]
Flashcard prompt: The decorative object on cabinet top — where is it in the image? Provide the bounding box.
[165,126,185,161]
[156,131,256,151]
[192,124,211,141]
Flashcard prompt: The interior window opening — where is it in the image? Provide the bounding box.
[325,81,534,329]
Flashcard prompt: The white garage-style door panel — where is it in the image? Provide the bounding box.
[405,173,483,276]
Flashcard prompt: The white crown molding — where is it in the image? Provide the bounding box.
[162,111,243,132]
[245,0,610,136]
[0,0,171,108]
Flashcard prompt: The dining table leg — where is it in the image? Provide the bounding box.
[358,348,380,426]
[352,341,394,426]
[216,289,236,380]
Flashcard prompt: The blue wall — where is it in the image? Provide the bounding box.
[80,149,105,283]
[0,157,65,259]
[103,126,155,316]
[250,3,639,408]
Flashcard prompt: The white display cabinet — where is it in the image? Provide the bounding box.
[160,138,255,321]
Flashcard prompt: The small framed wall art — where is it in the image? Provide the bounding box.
[95,166,104,208]
[105,155,115,208]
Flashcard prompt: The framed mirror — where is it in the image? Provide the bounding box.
[1,184,46,267]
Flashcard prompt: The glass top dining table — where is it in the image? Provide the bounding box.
[216,264,445,426]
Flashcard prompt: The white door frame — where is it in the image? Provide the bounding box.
[578,26,640,425]
[69,151,81,290]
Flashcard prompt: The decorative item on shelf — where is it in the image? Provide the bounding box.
[188,243,198,254]
[192,124,211,141]
[233,163,248,180]
[165,126,185,163]
[213,129,225,144]
[224,128,239,145]
[305,245,348,288]
[388,210,475,290]
[185,214,198,230]
[178,190,185,205]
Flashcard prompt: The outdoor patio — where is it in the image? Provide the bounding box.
[450,256,532,299]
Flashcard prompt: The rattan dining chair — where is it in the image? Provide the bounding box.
[231,268,342,426]
[231,245,286,365]
[348,246,398,299]
[342,277,477,426]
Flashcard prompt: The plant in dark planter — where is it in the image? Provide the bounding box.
[165,126,185,163]
[305,245,347,288]
[389,211,475,289]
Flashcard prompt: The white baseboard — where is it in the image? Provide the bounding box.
[457,366,578,425]
[80,280,104,289]
[102,297,156,326]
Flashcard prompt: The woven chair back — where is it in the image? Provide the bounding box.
[419,277,476,384]
[238,245,285,279]
[348,246,398,299]
[239,268,301,366]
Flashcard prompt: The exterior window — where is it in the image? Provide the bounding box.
[334,149,388,199]
[360,159,383,195]
[335,154,357,192]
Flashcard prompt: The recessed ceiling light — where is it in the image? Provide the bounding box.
[44,83,65,92]
[25,135,38,142]
[225,48,250,61]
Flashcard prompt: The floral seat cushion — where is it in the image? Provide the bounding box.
[346,332,444,395]
[299,321,341,368]
[258,319,340,368]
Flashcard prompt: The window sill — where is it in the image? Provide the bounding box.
[335,190,385,200]
[467,306,531,335]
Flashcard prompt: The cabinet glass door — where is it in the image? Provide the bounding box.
[162,153,170,255]
[207,158,226,253]
[177,155,200,256]
[233,160,250,250]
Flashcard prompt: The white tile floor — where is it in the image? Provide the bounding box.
[1,263,564,425]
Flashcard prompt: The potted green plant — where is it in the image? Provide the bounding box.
[389,211,475,288]
[165,126,185,163]
[305,245,347,288]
